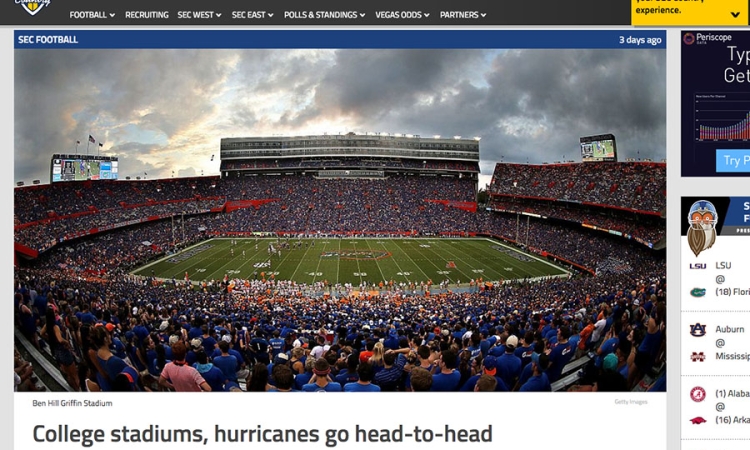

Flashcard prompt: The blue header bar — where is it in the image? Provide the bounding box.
[15,30,666,49]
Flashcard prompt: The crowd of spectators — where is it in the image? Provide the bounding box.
[15,200,222,252]
[15,177,222,224]
[14,160,668,394]
[15,243,664,392]
[488,162,666,212]
[488,198,665,244]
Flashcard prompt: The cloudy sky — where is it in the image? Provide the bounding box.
[15,48,665,186]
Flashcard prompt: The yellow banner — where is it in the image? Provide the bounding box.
[632,0,747,26]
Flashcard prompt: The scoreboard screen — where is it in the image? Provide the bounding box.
[50,156,118,183]
[580,134,617,162]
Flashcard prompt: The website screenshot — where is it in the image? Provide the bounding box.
[3,1,747,449]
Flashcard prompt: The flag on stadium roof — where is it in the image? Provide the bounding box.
[88,135,95,143]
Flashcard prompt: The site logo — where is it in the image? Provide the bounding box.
[683,33,695,45]
[690,288,707,298]
[690,386,706,402]
[690,323,707,337]
[687,200,718,257]
[16,0,50,16]
[690,352,705,362]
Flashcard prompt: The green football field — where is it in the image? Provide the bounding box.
[132,238,569,286]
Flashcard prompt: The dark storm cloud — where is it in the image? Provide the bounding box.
[15,47,665,183]
[305,49,488,123]
[303,49,665,166]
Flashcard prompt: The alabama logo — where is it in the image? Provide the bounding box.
[17,0,50,16]
[687,200,718,257]
[690,386,706,402]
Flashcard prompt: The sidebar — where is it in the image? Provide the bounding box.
[681,197,750,449]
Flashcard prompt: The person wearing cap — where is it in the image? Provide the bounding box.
[519,353,551,392]
[112,365,141,392]
[159,342,211,392]
[459,355,508,392]
[301,358,342,392]
[496,335,522,389]
[212,335,246,368]
[213,340,239,383]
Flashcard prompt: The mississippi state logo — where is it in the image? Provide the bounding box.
[690,386,706,402]
[690,323,707,337]
[690,352,705,362]
[16,0,51,16]
[687,200,718,257]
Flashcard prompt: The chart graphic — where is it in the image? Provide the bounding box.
[682,31,750,177]
[695,93,750,142]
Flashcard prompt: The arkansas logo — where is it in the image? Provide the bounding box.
[16,0,51,16]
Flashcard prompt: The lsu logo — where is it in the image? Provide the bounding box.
[16,0,51,16]
[687,200,718,257]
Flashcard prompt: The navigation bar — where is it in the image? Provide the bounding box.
[4,0,631,25]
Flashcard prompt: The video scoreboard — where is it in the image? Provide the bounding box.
[580,134,617,162]
[50,155,119,183]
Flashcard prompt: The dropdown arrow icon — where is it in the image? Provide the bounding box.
[480,13,486,17]
[424,12,430,17]
[731,12,740,18]
[268,13,274,17]
[216,12,221,17]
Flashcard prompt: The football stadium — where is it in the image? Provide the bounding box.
[13,133,666,393]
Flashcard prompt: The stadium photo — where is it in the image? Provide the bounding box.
[13,45,666,393]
